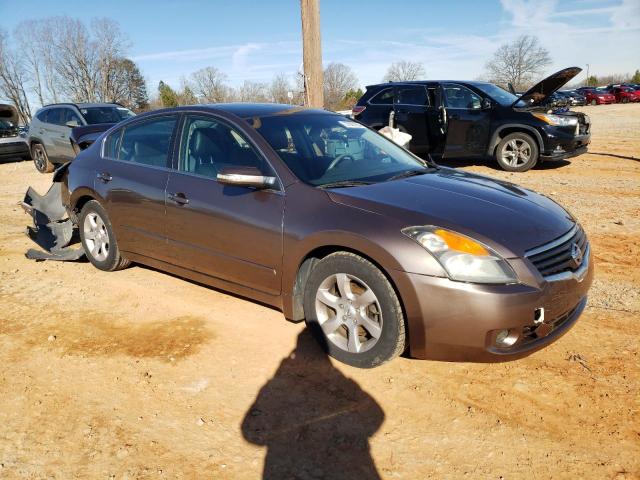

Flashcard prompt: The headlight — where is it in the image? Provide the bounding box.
[402,226,518,284]
[531,112,578,126]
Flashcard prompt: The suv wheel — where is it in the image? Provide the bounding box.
[495,132,539,172]
[79,200,130,272]
[32,143,54,173]
[303,252,406,368]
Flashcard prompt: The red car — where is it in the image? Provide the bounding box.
[609,86,640,103]
[577,88,616,105]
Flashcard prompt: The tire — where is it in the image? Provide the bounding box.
[303,252,406,368]
[622,98,629,104]
[590,99,597,106]
[78,200,130,272]
[495,132,539,172]
[31,143,54,173]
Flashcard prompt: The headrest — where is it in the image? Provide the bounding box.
[260,126,289,151]
[134,140,161,157]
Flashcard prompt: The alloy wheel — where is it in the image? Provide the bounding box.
[83,212,110,261]
[33,146,45,171]
[501,139,532,168]
[315,273,383,354]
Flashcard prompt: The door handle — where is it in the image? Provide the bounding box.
[96,172,112,183]
[167,192,189,205]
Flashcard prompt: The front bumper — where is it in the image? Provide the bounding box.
[540,126,590,161]
[0,140,30,159]
[391,248,594,362]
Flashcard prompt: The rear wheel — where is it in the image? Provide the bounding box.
[79,200,130,271]
[590,99,597,106]
[32,143,54,173]
[622,97,629,104]
[303,252,406,368]
[495,132,539,172]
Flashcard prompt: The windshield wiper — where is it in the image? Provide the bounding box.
[317,180,375,189]
[386,168,434,182]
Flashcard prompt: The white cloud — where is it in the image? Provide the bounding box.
[136,0,639,92]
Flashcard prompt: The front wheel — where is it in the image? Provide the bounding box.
[79,200,130,271]
[32,143,54,173]
[495,132,539,172]
[590,99,597,106]
[303,252,406,368]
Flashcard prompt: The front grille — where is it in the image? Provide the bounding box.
[526,225,588,277]
[521,303,580,344]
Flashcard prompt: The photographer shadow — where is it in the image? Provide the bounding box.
[242,329,384,480]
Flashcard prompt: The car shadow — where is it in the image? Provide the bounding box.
[241,329,384,480]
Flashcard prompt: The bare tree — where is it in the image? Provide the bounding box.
[269,73,292,104]
[188,66,232,103]
[382,60,426,82]
[0,30,32,123]
[323,63,358,111]
[92,18,130,102]
[237,80,269,103]
[484,35,552,90]
[15,19,61,105]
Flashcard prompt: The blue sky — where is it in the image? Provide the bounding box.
[1,0,639,98]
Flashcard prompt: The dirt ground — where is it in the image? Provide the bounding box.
[0,104,638,479]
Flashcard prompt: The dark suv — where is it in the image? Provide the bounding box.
[28,103,135,173]
[353,67,591,172]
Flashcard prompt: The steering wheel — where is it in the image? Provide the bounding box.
[327,154,356,171]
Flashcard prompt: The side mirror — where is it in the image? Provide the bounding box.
[66,120,80,128]
[481,98,492,110]
[217,166,277,189]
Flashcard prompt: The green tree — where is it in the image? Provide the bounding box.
[342,88,364,109]
[586,75,598,87]
[158,80,178,107]
[116,58,148,111]
[630,69,640,84]
[179,85,197,105]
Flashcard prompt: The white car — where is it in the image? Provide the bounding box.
[0,104,30,161]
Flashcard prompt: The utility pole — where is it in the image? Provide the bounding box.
[586,63,590,86]
[300,0,324,108]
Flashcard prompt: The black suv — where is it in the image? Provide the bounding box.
[353,67,591,172]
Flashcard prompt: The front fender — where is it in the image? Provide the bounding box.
[486,124,544,156]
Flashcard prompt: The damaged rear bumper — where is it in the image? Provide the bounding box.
[20,182,84,261]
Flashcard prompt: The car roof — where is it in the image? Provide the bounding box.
[135,103,331,120]
[40,102,126,109]
[366,80,493,89]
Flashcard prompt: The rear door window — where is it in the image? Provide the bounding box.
[396,86,429,106]
[116,116,177,167]
[62,108,83,126]
[369,88,394,105]
[46,108,64,126]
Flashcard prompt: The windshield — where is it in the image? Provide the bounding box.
[474,83,523,107]
[80,106,135,125]
[250,112,430,187]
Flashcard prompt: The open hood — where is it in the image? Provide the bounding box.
[513,67,582,108]
[0,104,20,126]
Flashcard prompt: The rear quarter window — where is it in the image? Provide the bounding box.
[103,129,123,159]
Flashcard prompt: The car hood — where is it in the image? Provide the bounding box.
[327,168,575,258]
[514,67,582,108]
